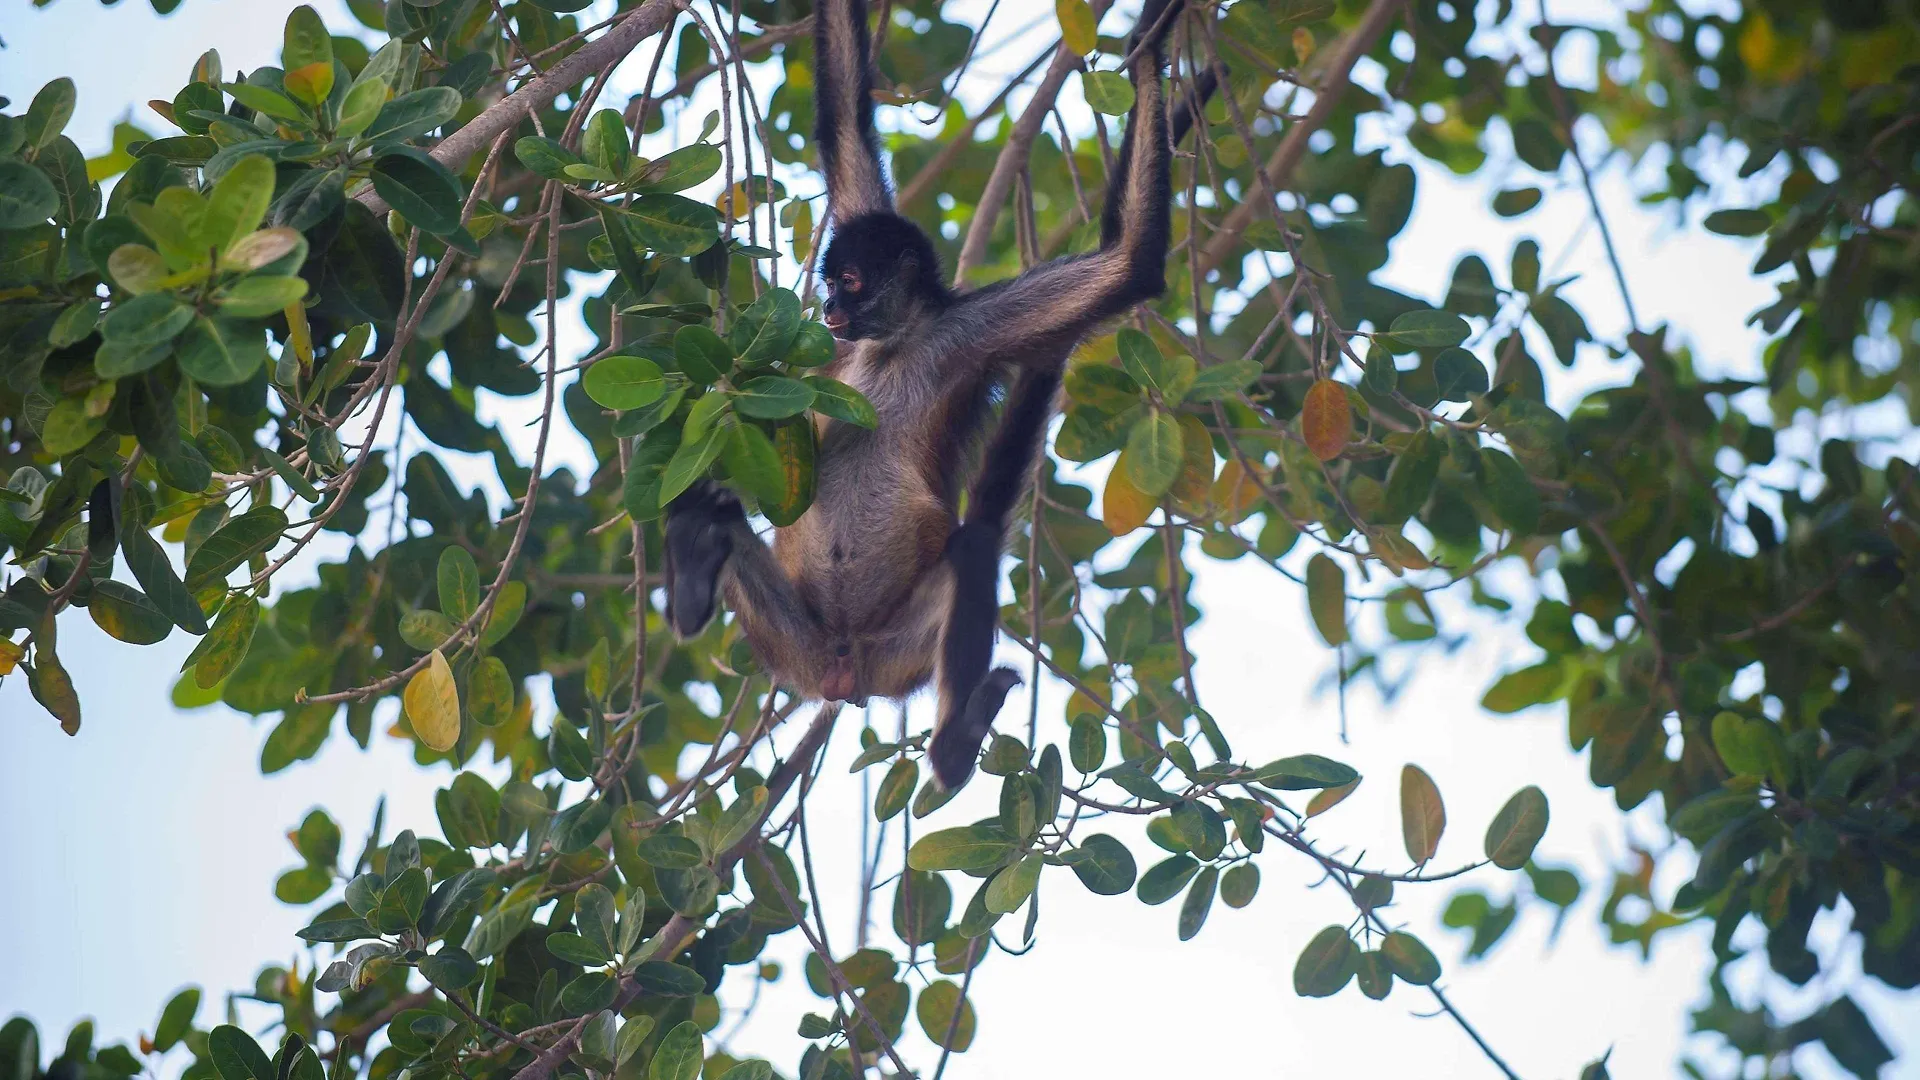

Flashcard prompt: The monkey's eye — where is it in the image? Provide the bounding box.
[840,271,861,292]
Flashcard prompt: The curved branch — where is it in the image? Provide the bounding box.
[357,0,680,214]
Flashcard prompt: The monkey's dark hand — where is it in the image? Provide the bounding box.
[664,480,744,639]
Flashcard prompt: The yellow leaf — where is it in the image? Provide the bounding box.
[285,300,312,367]
[1056,0,1098,55]
[404,648,462,752]
[1400,764,1446,865]
[1292,26,1316,66]
[1102,463,1155,535]
[1300,379,1351,462]
[1169,414,1216,512]
[0,637,22,676]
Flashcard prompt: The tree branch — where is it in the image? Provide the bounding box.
[953,0,1114,284]
[357,0,681,215]
[1195,0,1406,279]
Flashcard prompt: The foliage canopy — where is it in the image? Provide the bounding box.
[2,0,1916,1077]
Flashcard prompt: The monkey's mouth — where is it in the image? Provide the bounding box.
[823,311,849,335]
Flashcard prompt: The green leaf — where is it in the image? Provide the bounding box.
[1363,341,1398,395]
[728,287,802,366]
[1491,187,1542,217]
[205,154,276,254]
[185,507,287,592]
[1135,854,1199,905]
[546,932,612,967]
[1177,866,1218,940]
[1253,753,1358,790]
[363,87,461,144]
[436,544,481,621]
[121,526,208,634]
[1703,208,1770,237]
[215,275,308,319]
[514,136,583,180]
[337,76,388,140]
[632,144,723,194]
[874,758,917,821]
[1385,310,1471,351]
[466,657,512,727]
[1220,864,1259,908]
[1480,660,1565,713]
[1381,931,1441,985]
[624,195,720,257]
[1484,786,1549,870]
[636,834,705,869]
[630,961,706,997]
[658,425,726,506]
[101,293,194,347]
[1068,715,1106,774]
[1121,411,1184,498]
[189,595,258,688]
[1293,926,1357,997]
[0,161,58,229]
[733,375,813,419]
[581,109,630,175]
[673,324,730,384]
[208,1026,272,1080]
[259,447,319,502]
[1082,70,1136,115]
[983,853,1042,914]
[1305,553,1347,646]
[897,981,970,1058]
[482,579,526,647]
[89,581,173,644]
[1478,448,1541,533]
[1433,348,1489,401]
[803,375,877,428]
[713,786,770,854]
[1186,359,1261,402]
[153,988,201,1053]
[420,946,477,991]
[648,1021,703,1080]
[372,150,464,236]
[1117,329,1181,400]
[908,826,1013,872]
[176,317,269,387]
[25,77,76,150]
[584,355,669,414]
[785,320,837,367]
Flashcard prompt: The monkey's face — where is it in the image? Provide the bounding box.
[819,212,946,340]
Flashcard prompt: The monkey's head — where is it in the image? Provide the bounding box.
[820,212,949,340]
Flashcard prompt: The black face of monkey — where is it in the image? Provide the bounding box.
[819,211,949,340]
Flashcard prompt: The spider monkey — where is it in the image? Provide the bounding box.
[665,0,1198,788]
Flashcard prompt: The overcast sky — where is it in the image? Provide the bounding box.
[2,1,1916,1077]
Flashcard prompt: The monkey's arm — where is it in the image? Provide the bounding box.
[815,0,892,223]
[929,5,1179,367]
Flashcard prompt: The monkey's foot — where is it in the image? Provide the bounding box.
[928,666,1022,790]
[664,481,743,639]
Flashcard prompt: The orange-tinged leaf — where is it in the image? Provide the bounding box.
[1400,764,1445,865]
[1103,464,1155,535]
[1210,457,1266,522]
[1301,380,1351,461]
[1292,26,1316,65]
[1305,779,1358,817]
[405,648,462,752]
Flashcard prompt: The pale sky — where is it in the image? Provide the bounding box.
[1,1,1915,1077]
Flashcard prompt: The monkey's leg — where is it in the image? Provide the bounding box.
[925,521,1022,788]
[665,482,838,698]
